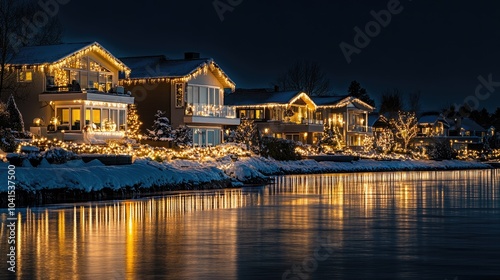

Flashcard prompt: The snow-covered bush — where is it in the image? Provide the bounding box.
[173,125,192,148]
[40,147,80,164]
[260,136,300,161]
[427,138,456,160]
[0,129,17,152]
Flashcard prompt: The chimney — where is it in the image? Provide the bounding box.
[274,85,279,92]
[184,52,200,60]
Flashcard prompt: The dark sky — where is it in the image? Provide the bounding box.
[58,0,500,112]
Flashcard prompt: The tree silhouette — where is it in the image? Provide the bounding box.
[274,61,330,96]
[347,80,375,107]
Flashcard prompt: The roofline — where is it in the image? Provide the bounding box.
[316,96,376,110]
[6,41,131,74]
[122,59,236,89]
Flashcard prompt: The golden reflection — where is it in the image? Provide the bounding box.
[2,169,498,279]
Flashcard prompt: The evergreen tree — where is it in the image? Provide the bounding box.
[173,125,193,148]
[348,80,375,107]
[126,103,142,141]
[319,123,344,151]
[234,118,257,150]
[6,94,24,131]
[147,110,172,141]
[0,102,10,129]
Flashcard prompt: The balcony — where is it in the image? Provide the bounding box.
[184,103,240,126]
[348,125,373,133]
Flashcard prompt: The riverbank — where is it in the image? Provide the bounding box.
[0,156,492,207]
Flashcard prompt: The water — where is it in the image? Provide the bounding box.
[1,170,499,279]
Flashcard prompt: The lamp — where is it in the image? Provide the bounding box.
[33,118,44,126]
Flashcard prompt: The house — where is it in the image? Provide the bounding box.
[5,42,134,143]
[417,112,449,137]
[313,96,375,148]
[119,53,239,147]
[447,117,486,150]
[224,89,323,144]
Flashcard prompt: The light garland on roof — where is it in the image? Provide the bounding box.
[7,42,131,78]
[71,100,128,108]
[317,96,375,110]
[120,60,235,90]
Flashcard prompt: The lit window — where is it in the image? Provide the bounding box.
[18,70,33,82]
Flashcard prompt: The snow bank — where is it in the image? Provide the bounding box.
[0,156,491,194]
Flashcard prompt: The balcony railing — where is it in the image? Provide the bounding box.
[348,125,373,133]
[185,103,236,119]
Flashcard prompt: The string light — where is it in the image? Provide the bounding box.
[120,59,235,90]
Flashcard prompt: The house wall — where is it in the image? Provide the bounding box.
[12,70,51,129]
[128,81,171,134]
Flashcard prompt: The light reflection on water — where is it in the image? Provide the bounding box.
[1,170,499,279]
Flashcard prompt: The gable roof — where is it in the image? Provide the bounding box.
[313,96,375,111]
[225,89,315,107]
[119,55,235,89]
[7,42,130,74]
[448,117,486,132]
[369,113,389,128]
[418,112,450,127]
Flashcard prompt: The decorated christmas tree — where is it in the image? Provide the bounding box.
[6,94,24,132]
[147,110,172,141]
[234,118,257,150]
[126,103,142,141]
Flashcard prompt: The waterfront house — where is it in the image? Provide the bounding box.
[224,89,323,144]
[313,96,375,148]
[119,53,239,147]
[6,42,134,143]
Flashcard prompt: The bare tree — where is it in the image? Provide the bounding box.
[379,88,404,119]
[274,60,330,96]
[0,0,62,100]
[407,90,421,114]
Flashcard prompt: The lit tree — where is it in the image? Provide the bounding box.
[172,125,192,148]
[375,128,394,154]
[390,111,418,152]
[319,123,344,151]
[362,135,374,153]
[147,110,172,141]
[234,118,257,150]
[6,94,24,131]
[126,103,142,141]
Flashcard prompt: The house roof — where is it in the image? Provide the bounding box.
[225,89,308,106]
[449,117,486,132]
[7,42,130,73]
[368,113,389,128]
[313,96,375,111]
[119,55,235,89]
[418,112,450,127]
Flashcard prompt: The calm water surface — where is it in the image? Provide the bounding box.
[1,170,499,280]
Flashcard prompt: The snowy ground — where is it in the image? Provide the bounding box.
[0,156,492,193]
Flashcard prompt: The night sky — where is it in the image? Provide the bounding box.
[58,0,500,112]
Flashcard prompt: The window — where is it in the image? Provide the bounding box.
[175,83,184,108]
[71,108,81,130]
[18,70,33,82]
[186,85,222,106]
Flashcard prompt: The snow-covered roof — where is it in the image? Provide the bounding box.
[225,89,306,106]
[418,113,449,127]
[119,55,235,89]
[368,113,389,127]
[313,96,375,111]
[448,117,486,132]
[7,42,130,73]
